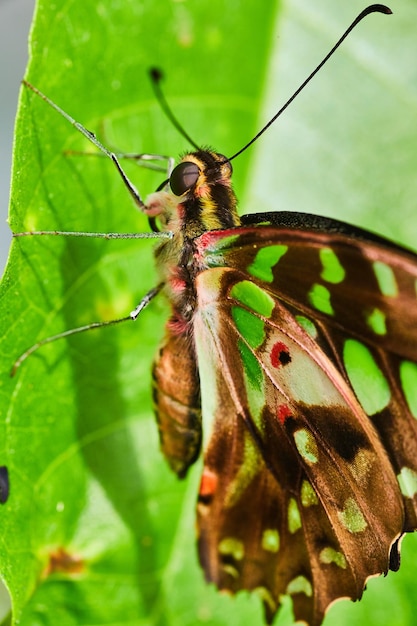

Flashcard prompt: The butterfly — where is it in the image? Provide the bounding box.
[147,158,417,626]
[12,4,417,626]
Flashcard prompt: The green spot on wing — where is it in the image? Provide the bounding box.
[343,339,390,415]
[300,480,319,507]
[230,280,274,318]
[288,497,302,534]
[338,497,367,533]
[319,547,347,569]
[219,537,245,560]
[238,339,265,424]
[238,338,263,385]
[262,529,280,553]
[400,360,417,418]
[308,283,334,315]
[286,576,312,597]
[366,307,387,335]
[295,315,318,338]
[319,248,345,284]
[397,467,417,498]
[225,433,260,508]
[373,261,398,297]
[247,245,288,283]
[232,306,265,349]
[254,588,277,615]
[294,429,319,464]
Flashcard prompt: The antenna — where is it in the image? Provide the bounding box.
[149,68,200,150]
[227,4,392,162]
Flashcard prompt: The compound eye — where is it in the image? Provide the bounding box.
[222,158,233,176]
[170,161,200,196]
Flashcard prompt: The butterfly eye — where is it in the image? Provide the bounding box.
[170,161,200,196]
[221,158,233,177]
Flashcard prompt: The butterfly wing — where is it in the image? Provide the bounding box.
[192,218,417,624]
[199,221,417,504]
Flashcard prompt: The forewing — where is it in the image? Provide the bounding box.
[198,223,417,526]
[198,222,417,359]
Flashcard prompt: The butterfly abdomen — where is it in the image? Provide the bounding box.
[152,330,202,478]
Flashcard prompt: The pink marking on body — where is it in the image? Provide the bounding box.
[177,203,185,220]
[167,316,190,336]
[270,341,291,368]
[195,184,210,198]
[167,265,187,294]
[169,276,187,293]
[220,176,232,187]
[199,468,218,497]
[277,404,292,425]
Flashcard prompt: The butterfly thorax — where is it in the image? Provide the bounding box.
[144,150,241,328]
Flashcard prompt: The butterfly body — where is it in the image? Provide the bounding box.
[148,149,239,477]
[145,147,417,625]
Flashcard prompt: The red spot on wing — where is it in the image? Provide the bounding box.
[277,404,292,425]
[198,467,218,499]
[270,341,291,368]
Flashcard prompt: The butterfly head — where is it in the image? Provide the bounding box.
[145,149,241,237]
[170,150,233,197]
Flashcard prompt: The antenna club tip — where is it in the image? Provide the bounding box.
[370,4,392,15]
[149,67,164,84]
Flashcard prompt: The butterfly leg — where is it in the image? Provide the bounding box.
[23,81,146,210]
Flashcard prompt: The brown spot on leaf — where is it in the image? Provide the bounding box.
[44,547,84,577]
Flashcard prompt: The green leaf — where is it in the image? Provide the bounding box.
[1,0,417,625]
[1,1,278,624]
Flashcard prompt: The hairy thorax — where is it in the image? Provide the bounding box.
[143,150,241,332]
